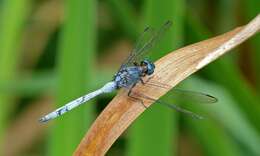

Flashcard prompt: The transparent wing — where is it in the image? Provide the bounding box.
[118,20,173,71]
[145,80,218,104]
[156,89,217,119]
[118,27,155,70]
[134,92,204,119]
[155,99,204,119]
[143,81,218,104]
[169,88,218,104]
[127,79,217,119]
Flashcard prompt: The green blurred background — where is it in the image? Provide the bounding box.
[0,0,259,156]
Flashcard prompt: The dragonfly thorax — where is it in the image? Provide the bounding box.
[114,59,155,89]
[114,66,142,88]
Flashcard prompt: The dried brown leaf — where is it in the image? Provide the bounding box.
[74,14,260,156]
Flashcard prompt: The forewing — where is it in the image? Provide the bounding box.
[141,80,217,104]
[118,27,155,71]
[117,20,173,72]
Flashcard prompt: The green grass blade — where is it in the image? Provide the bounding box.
[205,51,260,131]
[0,71,56,96]
[216,0,237,32]
[0,0,30,153]
[107,0,138,40]
[0,69,113,97]
[209,0,260,132]
[127,0,185,156]
[48,0,97,155]
[244,0,260,92]
[185,118,242,156]
[184,77,260,155]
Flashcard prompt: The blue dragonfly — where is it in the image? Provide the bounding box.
[39,21,217,123]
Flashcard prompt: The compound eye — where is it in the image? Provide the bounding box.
[146,62,155,75]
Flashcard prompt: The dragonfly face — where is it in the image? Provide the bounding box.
[140,59,155,76]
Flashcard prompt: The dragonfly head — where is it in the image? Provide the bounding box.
[141,59,155,75]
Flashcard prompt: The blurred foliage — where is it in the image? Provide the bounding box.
[48,0,97,156]
[0,0,31,153]
[0,0,259,156]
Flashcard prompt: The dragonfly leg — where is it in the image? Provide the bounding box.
[140,78,145,84]
[127,84,148,108]
[140,77,154,85]
[136,92,204,119]
[139,77,170,89]
[144,76,154,83]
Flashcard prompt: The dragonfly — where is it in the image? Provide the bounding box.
[39,20,217,123]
